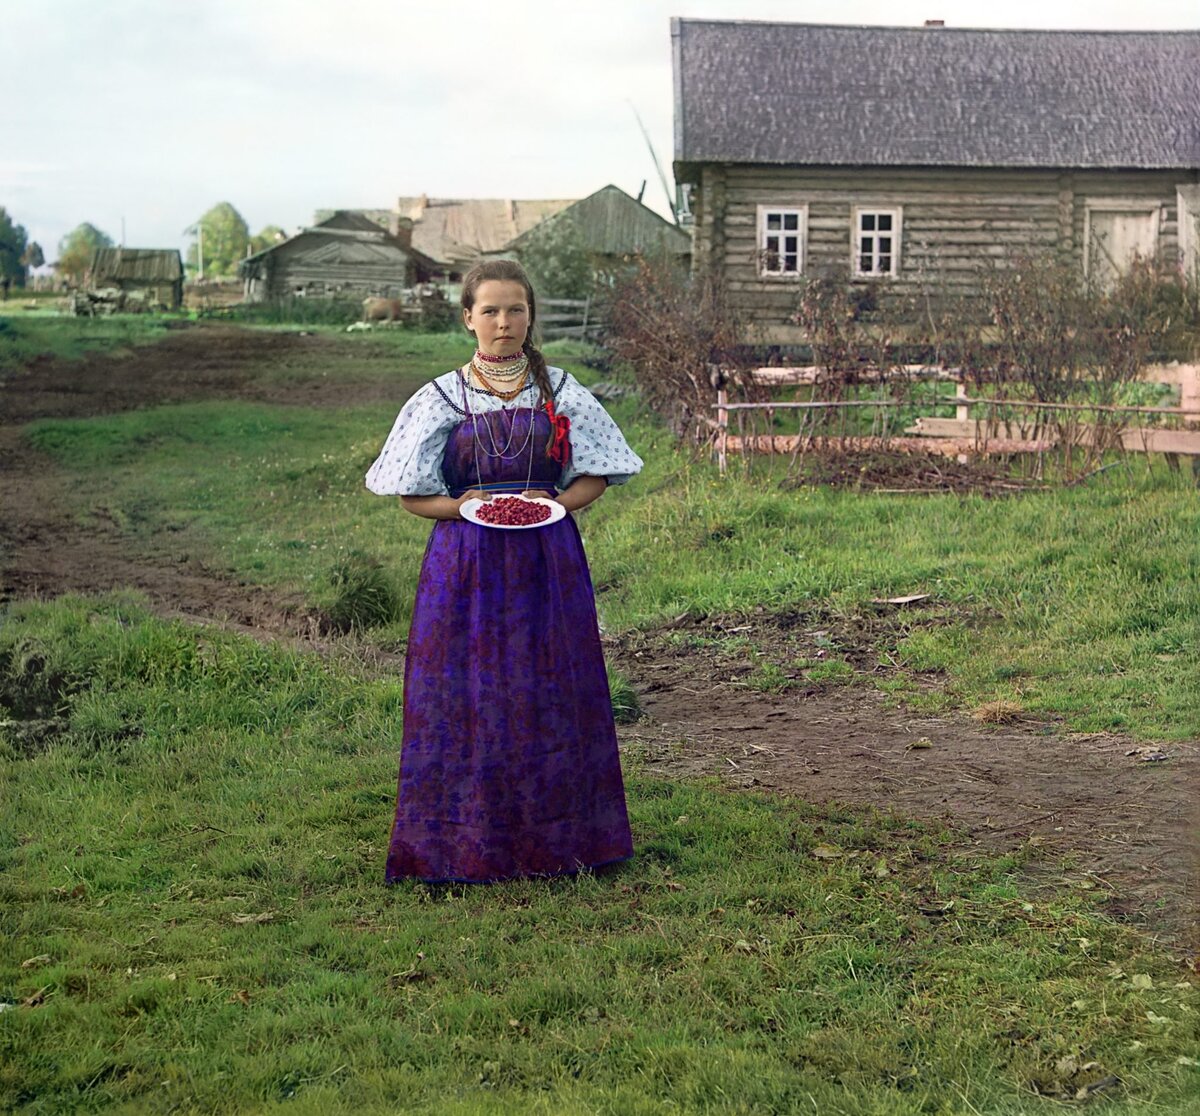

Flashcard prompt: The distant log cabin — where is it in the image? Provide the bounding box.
[88,248,184,309]
[239,211,437,301]
[672,20,1200,341]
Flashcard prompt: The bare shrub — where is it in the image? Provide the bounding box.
[791,269,908,446]
[603,254,752,446]
[787,248,1198,481]
[980,252,1195,471]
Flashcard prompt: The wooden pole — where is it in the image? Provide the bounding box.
[717,387,728,476]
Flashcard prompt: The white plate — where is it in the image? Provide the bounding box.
[460,495,566,530]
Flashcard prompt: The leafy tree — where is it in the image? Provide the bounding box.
[517,217,595,302]
[250,224,287,254]
[21,241,45,272]
[57,222,113,283]
[187,202,250,277]
[0,206,29,286]
[249,225,287,254]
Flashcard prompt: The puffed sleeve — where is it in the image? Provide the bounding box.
[364,381,458,496]
[554,370,643,488]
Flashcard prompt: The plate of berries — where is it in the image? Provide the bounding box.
[460,495,565,530]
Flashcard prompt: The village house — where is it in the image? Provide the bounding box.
[672,19,1200,341]
[88,247,184,309]
[392,195,576,279]
[496,184,691,268]
[238,211,436,302]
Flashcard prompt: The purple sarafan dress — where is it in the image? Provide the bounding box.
[365,369,642,884]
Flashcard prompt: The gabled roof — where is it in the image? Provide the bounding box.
[501,185,690,256]
[312,208,393,230]
[239,225,412,276]
[315,210,391,233]
[90,248,183,282]
[673,19,1200,171]
[288,234,410,266]
[396,196,575,267]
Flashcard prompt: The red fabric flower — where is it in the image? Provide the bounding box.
[544,400,571,465]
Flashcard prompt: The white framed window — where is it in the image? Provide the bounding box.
[853,207,902,278]
[757,205,807,276]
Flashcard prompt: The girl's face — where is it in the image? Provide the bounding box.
[463,279,530,356]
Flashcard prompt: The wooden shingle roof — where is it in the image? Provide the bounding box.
[672,19,1200,171]
[396,196,575,268]
[90,248,183,282]
[315,210,392,234]
[502,186,689,256]
[240,227,410,270]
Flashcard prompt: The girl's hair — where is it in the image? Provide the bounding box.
[460,258,552,404]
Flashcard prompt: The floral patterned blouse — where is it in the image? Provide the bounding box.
[365,366,643,496]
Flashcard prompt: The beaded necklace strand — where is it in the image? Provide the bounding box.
[462,364,539,495]
[472,368,529,401]
[471,349,528,382]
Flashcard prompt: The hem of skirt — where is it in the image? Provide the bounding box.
[384,851,633,887]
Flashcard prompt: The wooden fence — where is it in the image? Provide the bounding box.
[539,297,604,341]
[712,362,1200,475]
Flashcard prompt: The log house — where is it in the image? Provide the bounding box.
[672,20,1200,341]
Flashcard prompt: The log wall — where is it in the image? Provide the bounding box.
[266,260,413,300]
[688,164,1199,341]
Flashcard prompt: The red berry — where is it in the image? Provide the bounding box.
[476,496,552,526]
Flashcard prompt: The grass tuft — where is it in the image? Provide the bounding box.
[608,668,643,724]
[972,699,1026,725]
[326,551,402,632]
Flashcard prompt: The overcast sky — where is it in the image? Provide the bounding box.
[5,0,1198,262]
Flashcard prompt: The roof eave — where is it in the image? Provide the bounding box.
[676,155,1200,172]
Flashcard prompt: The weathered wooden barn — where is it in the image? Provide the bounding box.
[498,184,690,265]
[239,212,436,301]
[672,20,1200,340]
[88,248,183,309]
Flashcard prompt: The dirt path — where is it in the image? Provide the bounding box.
[613,624,1197,948]
[2,325,1196,953]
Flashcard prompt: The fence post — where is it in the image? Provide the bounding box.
[954,377,970,464]
[716,386,728,476]
[1180,364,1200,428]
[1182,364,1200,486]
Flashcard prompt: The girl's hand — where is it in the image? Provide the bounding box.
[457,489,491,507]
[521,490,557,502]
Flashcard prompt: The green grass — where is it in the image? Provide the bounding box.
[2,594,1198,1115]
[20,327,1200,740]
[0,312,174,372]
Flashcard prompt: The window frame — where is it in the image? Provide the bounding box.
[756,204,808,278]
[851,206,902,279]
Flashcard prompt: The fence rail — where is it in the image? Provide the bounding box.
[712,362,1200,475]
[539,297,604,341]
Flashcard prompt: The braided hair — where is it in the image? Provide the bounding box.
[460,259,553,405]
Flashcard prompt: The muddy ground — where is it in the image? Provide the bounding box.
[1,324,1196,955]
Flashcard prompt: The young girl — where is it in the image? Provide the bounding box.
[365,259,643,884]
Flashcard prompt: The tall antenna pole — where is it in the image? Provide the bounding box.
[183,220,205,280]
[628,102,677,225]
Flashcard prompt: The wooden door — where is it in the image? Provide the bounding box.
[1086,207,1159,288]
